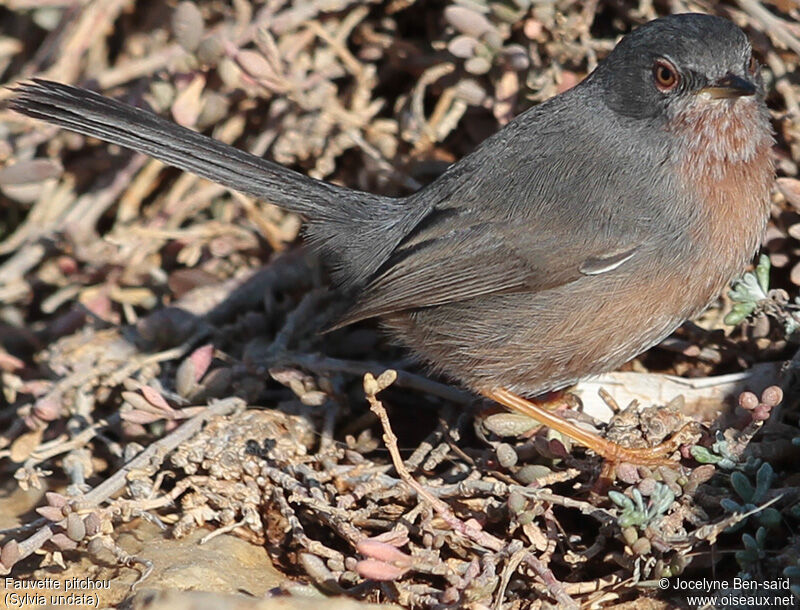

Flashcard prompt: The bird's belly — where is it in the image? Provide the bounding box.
[381,263,724,396]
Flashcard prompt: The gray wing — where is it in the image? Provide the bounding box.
[336,209,640,326]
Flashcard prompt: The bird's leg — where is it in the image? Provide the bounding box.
[484,387,689,466]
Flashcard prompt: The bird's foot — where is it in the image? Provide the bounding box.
[484,387,694,467]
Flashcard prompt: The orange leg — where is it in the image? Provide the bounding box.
[484,387,690,467]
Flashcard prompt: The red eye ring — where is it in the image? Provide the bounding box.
[653,59,679,92]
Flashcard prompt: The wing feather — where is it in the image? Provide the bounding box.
[337,218,638,326]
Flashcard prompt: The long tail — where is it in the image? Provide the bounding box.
[10,79,421,286]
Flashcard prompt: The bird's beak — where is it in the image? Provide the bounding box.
[698,73,757,99]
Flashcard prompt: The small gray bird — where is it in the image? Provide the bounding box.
[11,13,774,464]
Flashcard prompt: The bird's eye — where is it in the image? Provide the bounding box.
[748,55,758,75]
[653,59,679,92]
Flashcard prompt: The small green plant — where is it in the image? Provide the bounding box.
[720,462,781,530]
[725,254,771,326]
[725,254,800,334]
[735,526,768,572]
[691,431,739,469]
[609,483,674,529]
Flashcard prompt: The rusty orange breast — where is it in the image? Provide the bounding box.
[669,95,774,309]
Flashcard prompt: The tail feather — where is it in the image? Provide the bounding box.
[10,79,422,286]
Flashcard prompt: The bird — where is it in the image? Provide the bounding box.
[10,12,774,465]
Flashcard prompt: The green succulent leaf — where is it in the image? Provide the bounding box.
[724,302,757,326]
[651,483,676,516]
[783,566,800,579]
[753,462,774,503]
[755,526,767,547]
[731,471,755,503]
[755,254,771,294]
[730,272,768,304]
[742,532,759,552]
[757,507,782,529]
[691,445,722,464]
[618,512,646,528]
[608,490,633,511]
[720,498,744,513]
